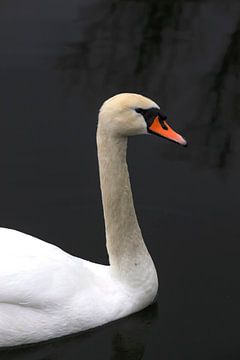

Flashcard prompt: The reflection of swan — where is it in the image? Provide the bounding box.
[0,93,186,347]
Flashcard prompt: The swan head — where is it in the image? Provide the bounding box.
[98,93,187,146]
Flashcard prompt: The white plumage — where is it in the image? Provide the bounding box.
[0,93,186,347]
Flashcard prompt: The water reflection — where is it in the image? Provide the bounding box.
[0,304,158,360]
[56,0,240,170]
[205,19,240,168]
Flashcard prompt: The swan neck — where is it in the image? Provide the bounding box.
[96,126,154,280]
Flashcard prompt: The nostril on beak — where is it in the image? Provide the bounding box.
[159,119,168,130]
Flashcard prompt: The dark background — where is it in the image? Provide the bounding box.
[0,0,240,359]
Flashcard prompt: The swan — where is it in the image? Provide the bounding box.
[0,93,187,347]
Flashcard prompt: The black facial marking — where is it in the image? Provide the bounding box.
[135,107,168,130]
[159,110,167,120]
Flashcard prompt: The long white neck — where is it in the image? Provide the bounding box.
[96,122,157,286]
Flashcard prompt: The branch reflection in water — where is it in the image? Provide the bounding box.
[56,0,240,170]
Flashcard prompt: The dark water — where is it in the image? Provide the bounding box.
[0,0,240,359]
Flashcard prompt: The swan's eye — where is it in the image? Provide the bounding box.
[135,108,147,116]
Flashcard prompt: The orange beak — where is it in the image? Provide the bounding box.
[148,116,187,146]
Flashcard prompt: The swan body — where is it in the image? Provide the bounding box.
[0,93,186,347]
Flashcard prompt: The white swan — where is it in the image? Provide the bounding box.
[0,93,186,347]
